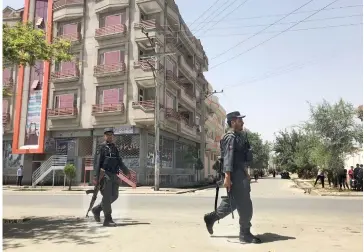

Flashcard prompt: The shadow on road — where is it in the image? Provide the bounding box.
[212,232,296,243]
[3,217,150,250]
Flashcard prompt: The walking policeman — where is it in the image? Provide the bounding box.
[92,128,130,226]
[203,112,262,244]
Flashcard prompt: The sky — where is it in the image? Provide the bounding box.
[3,0,363,142]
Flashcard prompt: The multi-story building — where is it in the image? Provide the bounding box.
[2,0,225,187]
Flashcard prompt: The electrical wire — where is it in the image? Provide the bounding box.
[210,0,342,69]
[188,0,224,29]
[197,0,250,36]
[210,0,316,60]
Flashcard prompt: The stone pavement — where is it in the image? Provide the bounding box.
[3,178,363,252]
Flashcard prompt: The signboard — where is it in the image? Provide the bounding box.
[24,90,42,146]
[114,126,136,135]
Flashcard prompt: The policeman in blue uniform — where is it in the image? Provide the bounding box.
[92,127,130,226]
[203,112,261,244]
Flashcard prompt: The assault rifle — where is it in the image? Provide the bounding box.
[85,169,105,217]
[214,158,234,221]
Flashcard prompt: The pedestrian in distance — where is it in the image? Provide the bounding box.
[203,111,262,244]
[314,167,325,188]
[16,165,23,186]
[92,128,131,227]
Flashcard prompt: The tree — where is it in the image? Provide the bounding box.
[246,131,270,169]
[307,99,362,170]
[3,22,72,67]
[357,105,363,122]
[64,164,76,191]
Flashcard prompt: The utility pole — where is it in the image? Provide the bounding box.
[154,42,161,191]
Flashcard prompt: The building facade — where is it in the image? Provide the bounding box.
[2,0,225,187]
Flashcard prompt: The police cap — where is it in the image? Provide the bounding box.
[226,111,245,121]
[103,127,114,134]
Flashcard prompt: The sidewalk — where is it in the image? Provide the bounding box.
[292,177,363,197]
[3,185,214,195]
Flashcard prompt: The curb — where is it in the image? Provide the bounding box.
[175,184,215,194]
[291,178,363,197]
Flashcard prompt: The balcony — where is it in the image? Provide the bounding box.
[179,86,196,108]
[132,100,157,125]
[95,24,127,40]
[47,107,78,119]
[92,103,124,116]
[180,119,196,138]
[197,73,207,85]
[3,113,10,126]
[136,0,162,14]
[179,56,196,79]
[53,0,84,22]
[56,32,82,44]
[94,62,126,77]
[133,59,155,88]
[134,19,163,50]
[166,70,180,89]
[165,108,180,123]
[95,0,129,14]
[51,64,80,83]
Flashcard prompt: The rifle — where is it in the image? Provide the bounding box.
[85,169,105,217]
[214,158,234,221]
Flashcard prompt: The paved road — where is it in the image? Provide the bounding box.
[3,178,363,252]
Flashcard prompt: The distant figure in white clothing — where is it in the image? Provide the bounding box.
[17,165,23,186]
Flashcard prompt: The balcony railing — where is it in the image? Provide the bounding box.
[165,108,180,121]
[136,59,155,71]
[3,77,13,88]
[53,0,83,9]
[182,86,194,98]
[95,24,127,38]
[134,19,158,30]
[132,100,156,110]
[51,65,79,81]
[3,113,10,125]
[92,103,124,114]
[56,32,82,43]
[166,70,178,83]
[94,62,126,76]
[47,107,78,117]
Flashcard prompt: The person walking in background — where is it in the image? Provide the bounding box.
[17,165,23,186]
[338,167,349,190]
[348,166,354,189]
[314,166,325,188]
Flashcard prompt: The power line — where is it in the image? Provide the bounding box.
[210,0,342,69]
[190,0,234,32]
[210,0,316,60]
[185,4,362,24]
[197,0,250,36]
[188,0,224,29]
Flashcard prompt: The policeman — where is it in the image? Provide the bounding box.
[92,127,130,226]
[203,111,262,244]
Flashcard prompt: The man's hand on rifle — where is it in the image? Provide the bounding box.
[224,173,232,192]
[92,177,98,186]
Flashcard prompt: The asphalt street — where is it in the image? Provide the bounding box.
[3,178,363,252]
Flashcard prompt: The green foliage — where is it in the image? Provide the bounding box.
[195,158,204,171]
[245,131,270,169]
[274,99,363,178]
[3,22,72,67]
[64,164,76,190]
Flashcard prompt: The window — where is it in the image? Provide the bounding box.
[99,88,123,104]
[166,59,175,73]
[3,68,11,82]
[34,0,48,32]
[54,94,76,108]
[55,61,76,72]
[101,12,126,27]
[3,100,9,113]
[166,93,175,109]
[99,50,125,65]
[160,137,174,169]
[139,89,144,101]
[59,22,80,35]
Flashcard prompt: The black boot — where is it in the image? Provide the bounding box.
[239,228,262,244]
[91,206,102,222]
[103,214,116,227]
[204,212,219,235]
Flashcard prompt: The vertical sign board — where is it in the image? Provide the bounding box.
[12,0,53,154]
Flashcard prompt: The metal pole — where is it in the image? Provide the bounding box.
[52,170,55,187]
[154,41,161,191]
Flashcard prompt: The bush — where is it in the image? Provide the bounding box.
[64,164,76,191]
